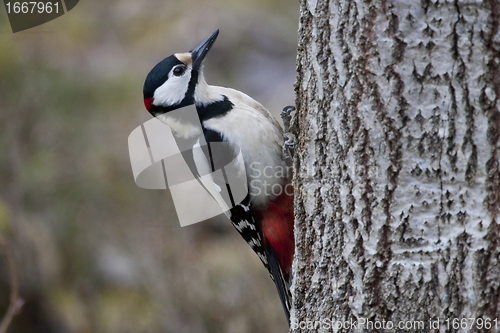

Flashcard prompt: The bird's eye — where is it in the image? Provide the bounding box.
[173,66,186,77]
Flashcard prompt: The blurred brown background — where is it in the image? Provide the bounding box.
[0,0,298,332]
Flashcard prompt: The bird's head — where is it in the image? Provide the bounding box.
[143,29,219,116]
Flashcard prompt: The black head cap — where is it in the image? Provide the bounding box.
[143,29,219,115]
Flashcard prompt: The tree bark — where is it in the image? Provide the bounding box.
[292,0,500,331]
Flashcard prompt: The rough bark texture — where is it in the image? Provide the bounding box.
[292,0,500,331]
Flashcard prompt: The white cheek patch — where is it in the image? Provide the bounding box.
[154,68,191,106]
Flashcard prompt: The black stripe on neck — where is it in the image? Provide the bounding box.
[184,70,199,104]
[196,95,234,122]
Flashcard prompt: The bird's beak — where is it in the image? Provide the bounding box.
[191,29,219,71]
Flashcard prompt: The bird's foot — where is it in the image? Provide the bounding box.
[281,105,296,159]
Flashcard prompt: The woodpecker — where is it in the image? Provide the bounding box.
[143,30,294,324]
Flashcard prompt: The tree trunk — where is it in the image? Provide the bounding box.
[292,0,500,331]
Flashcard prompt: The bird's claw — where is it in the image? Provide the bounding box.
[281,105,296,159]
[281,105,295,132]
[284,133,296,147]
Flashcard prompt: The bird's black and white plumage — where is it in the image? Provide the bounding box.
[143,30,294,324]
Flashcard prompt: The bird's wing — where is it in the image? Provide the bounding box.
[227,194,269,269]
[228,195,291,325]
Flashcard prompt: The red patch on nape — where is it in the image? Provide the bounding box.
[144,97,154,111]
